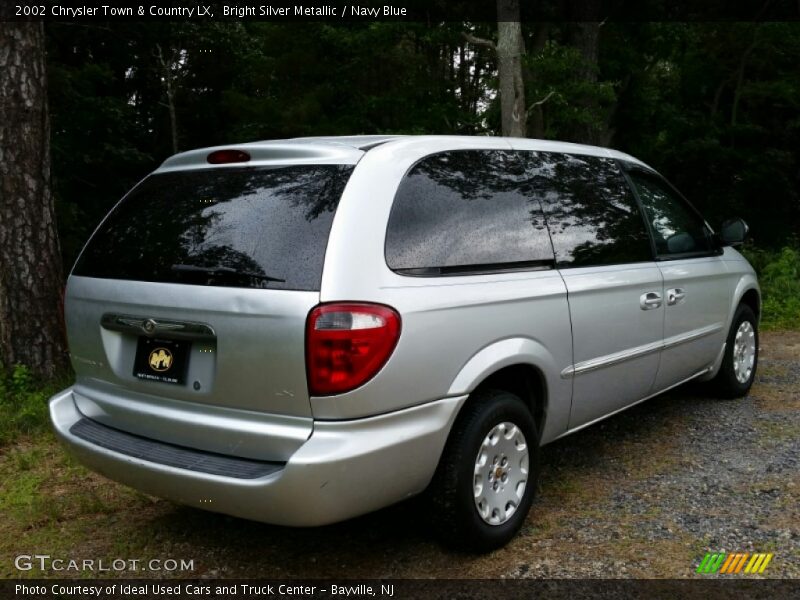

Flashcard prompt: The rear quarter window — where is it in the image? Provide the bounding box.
[72,165,353,291]
[385,150,555,275]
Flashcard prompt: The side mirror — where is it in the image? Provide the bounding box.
[719,218,749,246]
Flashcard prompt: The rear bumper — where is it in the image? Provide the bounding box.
[49,387,466,526]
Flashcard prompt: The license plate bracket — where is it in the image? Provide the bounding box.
[133,337,190,385]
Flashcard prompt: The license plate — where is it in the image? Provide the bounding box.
[133,337,190,385]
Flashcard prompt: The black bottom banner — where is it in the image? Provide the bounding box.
[3,579,799,600]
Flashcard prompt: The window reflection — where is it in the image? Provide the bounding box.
[521,152,652,267]
[386,150,554,271]
[627,171,712,256]
[74,165,353,290]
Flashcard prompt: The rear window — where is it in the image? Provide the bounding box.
[73,165,353,291]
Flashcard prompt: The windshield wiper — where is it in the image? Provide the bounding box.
[171,264,286,283]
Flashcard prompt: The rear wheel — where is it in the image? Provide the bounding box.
[429,389,539,553]
[710,303,759,398]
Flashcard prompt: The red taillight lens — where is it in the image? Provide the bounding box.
[306,303,401,396]
[206,149,250,164]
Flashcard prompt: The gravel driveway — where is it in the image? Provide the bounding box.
[502,329,800,578]
[146,331,799,580]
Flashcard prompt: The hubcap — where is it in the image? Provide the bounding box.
[733,320,756,384]
[473,421,529,526]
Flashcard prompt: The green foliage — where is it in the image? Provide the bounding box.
[523,41,616,142]
[0,365,67,446]
[741,244,800,330]
[44,21,800,271]
[46,21,495,269]
[611,23,800,247]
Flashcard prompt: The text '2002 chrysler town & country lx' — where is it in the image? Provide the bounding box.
[50,135,760,551]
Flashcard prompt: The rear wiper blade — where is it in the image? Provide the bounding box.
[171,264,286,283]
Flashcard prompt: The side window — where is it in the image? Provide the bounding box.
[385,150,554,275]
[522,152,652,267]
[626,170,713,257]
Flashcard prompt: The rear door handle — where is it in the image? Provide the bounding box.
[639,291,663,310]
[667,288,686,306]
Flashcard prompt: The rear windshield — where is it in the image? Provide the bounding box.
[73,165,353,291]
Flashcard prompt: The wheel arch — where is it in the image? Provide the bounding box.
[446,337,569,444]
[740,287,761,323]
[471,364,547,440]
[730,275,760,326]
[700,276,761,382]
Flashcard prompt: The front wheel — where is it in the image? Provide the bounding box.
[710,303,759,398]
[429,389,539,553]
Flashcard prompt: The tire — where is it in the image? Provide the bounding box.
[429,389,539,553]
[710,303,759,398]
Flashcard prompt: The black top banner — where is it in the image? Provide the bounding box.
[2,0,800,22]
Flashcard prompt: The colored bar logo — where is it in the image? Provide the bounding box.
[696,552,773,574]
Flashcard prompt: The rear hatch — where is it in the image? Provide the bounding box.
[65,161,354,457]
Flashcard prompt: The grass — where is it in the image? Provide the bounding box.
[0,364,71,447]
[740,244,800,330]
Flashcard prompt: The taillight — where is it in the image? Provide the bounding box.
[206,149,250,164]
[306,303,401,396]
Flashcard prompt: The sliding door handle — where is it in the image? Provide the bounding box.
[667,288,686,306]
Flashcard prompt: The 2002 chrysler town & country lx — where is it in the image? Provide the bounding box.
[49,135,760,551]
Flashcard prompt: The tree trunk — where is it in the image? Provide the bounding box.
[156,45,179,154]
[496,0,527,137]
[526,23,550,139]
[731,28,759,129]
[166,80,178,154]
[0,22,68,377]
[567,21,610,145]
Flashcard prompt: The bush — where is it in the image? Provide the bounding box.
[0,364,67,445]
[740,244,800,330]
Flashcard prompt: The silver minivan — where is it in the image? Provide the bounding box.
[50,135,760,551]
